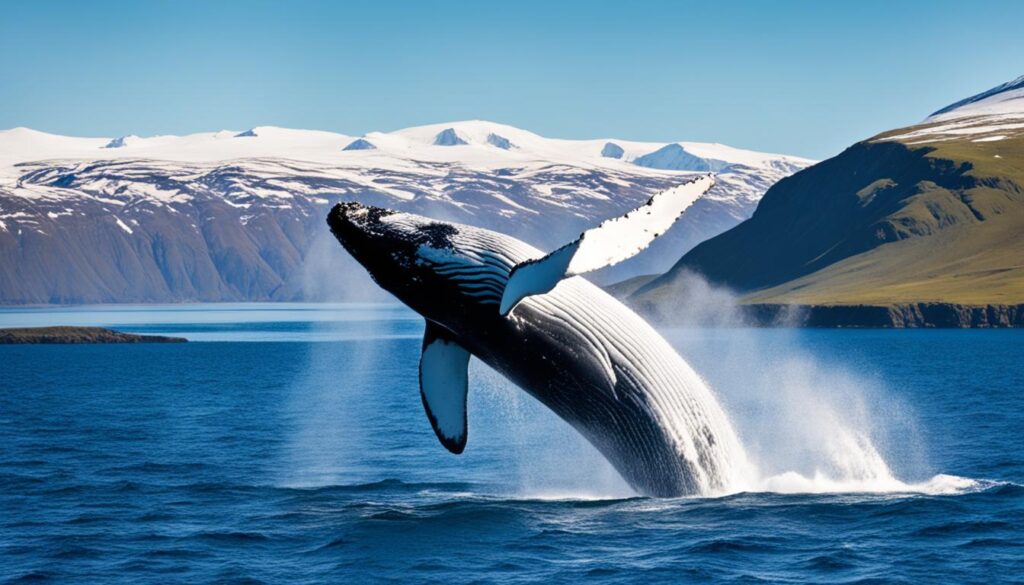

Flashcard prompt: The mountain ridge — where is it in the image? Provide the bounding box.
[0,121,812,304]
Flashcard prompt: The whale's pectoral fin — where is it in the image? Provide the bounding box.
[419,322,471,454]
[499,175,715,315]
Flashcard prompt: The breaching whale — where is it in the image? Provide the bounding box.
[326,175,748,497]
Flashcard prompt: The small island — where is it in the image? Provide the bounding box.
[0,326,187,344]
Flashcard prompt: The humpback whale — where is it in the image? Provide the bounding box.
[326,175,748,497]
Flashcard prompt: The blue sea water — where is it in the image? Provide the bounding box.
[1,304,1022,583]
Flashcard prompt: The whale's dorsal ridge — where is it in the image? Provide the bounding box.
[419,321,471,454]
[499,175,715,315]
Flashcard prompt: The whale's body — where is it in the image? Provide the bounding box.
[327,179,748,497]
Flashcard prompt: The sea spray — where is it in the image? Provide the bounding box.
[654,272,942,495]
[278,275,941,497]
[297,231,395,302]
[470,361,635,500]
[272,300,974,498]
[276,305,414,487]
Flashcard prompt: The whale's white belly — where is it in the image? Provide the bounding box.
[511,277,749,495]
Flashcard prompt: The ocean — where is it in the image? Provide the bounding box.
[2,304,1022,583]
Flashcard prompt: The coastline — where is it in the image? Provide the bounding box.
[0,326,188,344]
[729,303,1024,328]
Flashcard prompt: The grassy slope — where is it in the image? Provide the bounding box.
[633,122,1024,308]
[748,132,1024,304]
[604,273,659,299]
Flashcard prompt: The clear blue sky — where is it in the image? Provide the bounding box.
[1,0,1021,159]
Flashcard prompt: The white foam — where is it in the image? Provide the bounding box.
[751,472,982,496]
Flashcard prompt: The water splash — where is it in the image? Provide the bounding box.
[276,306,405,488]
[275,275,969,500]
[470,361,636,500]
[657,272,972,498]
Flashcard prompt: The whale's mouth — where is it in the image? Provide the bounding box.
[325,202,411,292]
[326,202,403,259]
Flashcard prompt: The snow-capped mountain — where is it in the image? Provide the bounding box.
[880,75,1024,144]
[0,121,812,304]
[928,74,1024,121]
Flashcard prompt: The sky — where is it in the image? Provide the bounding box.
[1,0,1022,160]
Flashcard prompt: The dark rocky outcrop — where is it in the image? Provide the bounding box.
[0,326,187,344]
[743,303,1024,328]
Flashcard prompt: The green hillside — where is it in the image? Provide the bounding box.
[631,101,1024,312]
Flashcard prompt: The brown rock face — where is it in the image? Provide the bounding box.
[0,326,186,344]
[1,157,796,304]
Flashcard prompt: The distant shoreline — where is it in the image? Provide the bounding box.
[743,303,1024,329]
[627,301,1024,329]
[0,326,187,344]
[3,302,1023,329]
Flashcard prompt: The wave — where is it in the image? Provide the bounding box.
[186,530,273,544]
[269,474,1012,503]
[497,488,638,502]
[276,478,480,494]
[503,474,1005,501]
[748,472,992,496]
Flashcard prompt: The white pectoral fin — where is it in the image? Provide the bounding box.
[419,322,471,454]
[499,175,714,315]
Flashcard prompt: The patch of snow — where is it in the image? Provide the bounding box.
[488,192,535,213]
[880,75,1024,144]
[124,182,188,202]
[114,216,133,234]
[928,74,1024,121]
[884,118,1024,143]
